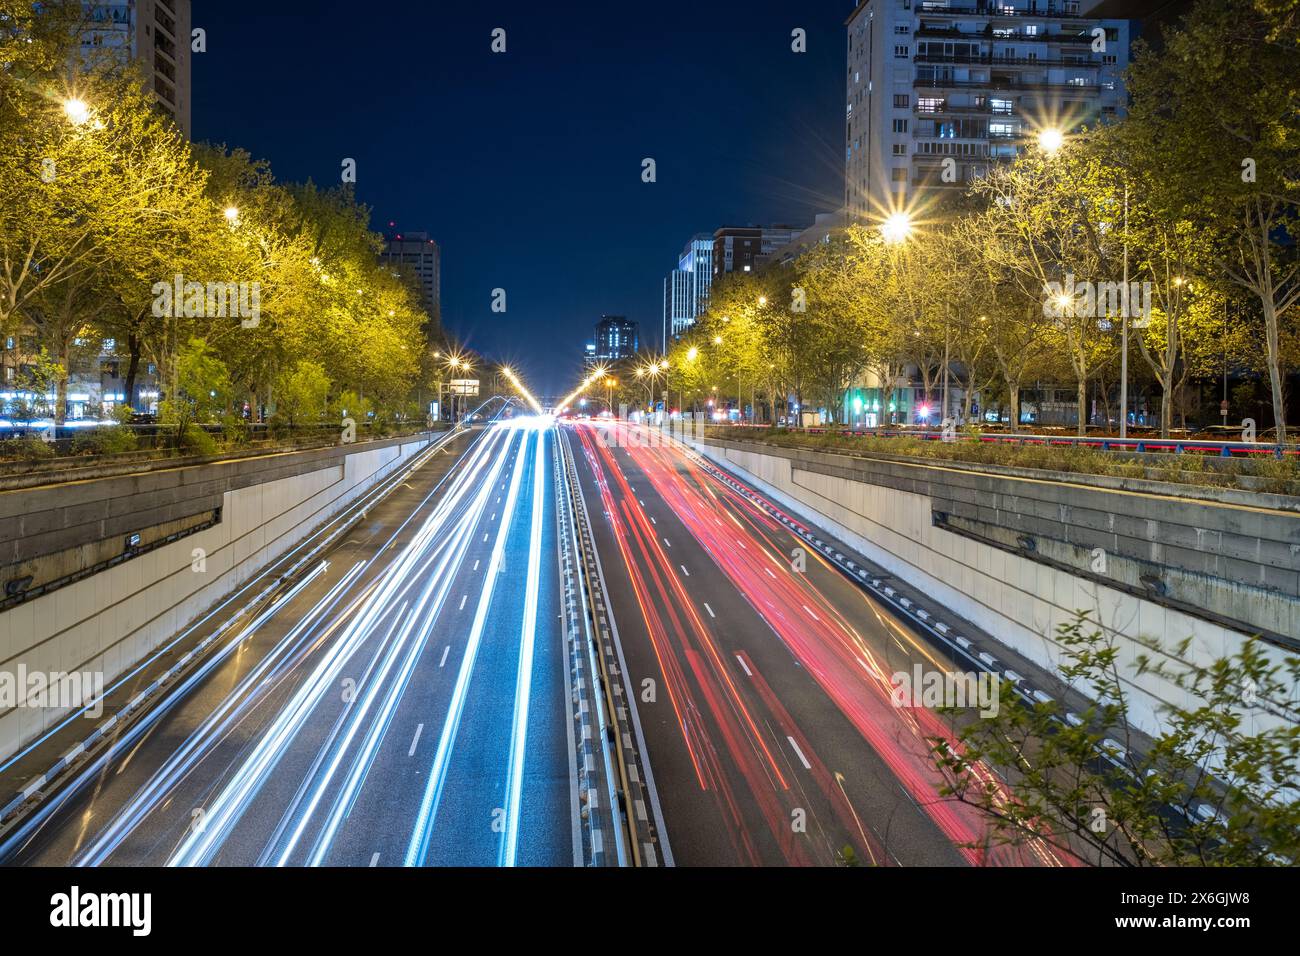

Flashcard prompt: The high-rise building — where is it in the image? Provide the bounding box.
[80,1,193,137]
[662,233,714,343]
[712,225,801,279]
[380,229,441,326]
[590,315,639,365]
[844,0,1130,221]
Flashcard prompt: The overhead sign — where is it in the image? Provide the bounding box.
[450,379,479,396]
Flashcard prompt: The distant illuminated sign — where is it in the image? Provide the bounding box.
[450,379,479,396]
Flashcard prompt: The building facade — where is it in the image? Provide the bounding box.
[81,1,193,137]
[662,233,714,344]
[380,230,441,326]
[845,0,1129,221]
[588,315,639,366]
[712,225,802,279]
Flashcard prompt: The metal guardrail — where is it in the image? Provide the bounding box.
[558,428,663,866]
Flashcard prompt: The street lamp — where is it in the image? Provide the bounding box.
[62,98,91,126]
[880,211,913,245]
[223,206,240,225]
[1037,127,1065,155]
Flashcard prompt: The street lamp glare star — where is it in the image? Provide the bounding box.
[881,211,913,245]
[63,98,90,126]
[223,206,240,224]
[1037,127,1065,154]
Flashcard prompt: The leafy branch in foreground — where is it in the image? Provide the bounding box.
[929,612,1300,865]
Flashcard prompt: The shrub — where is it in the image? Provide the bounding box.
[179,423,218,457]
[0,435,56,461]
[70,426,139,456]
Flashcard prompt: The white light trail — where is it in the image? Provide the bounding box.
[500,427,548,866]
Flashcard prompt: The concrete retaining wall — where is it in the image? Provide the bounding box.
[0,435,433,762]
[693,437,1299,739]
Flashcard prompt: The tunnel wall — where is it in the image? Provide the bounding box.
[0,435,434,763]
[691,436,1299,739]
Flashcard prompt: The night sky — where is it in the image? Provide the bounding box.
[192,2,849,395]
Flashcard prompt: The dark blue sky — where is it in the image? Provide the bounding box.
[192,1,849,394]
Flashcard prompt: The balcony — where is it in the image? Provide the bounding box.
[913,76,1101,94]
[916,25,1098,45]
[916,4,1088,18]
[916,53,1100,70]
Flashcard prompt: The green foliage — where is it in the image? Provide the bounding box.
[0,28,436,439]
[333,390,373,426]
[178,423,218,457]
[719,426,1300,494]
[929,613,1300,866]
[70,425,138,456]
[273,360,331,428]
[0,435,55,461]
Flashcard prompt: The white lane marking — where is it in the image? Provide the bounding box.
[369,852,380,867]
[473,559,480,572]
[491,513,497,521]
[764,567,776,579]
[459,594,467,611]
[649,516,657,525]
[439,646,451,668]
[409,723,424,756]
[663,538,671,548]
[736,655,752,676]
[680,565,690,577]
[787,736,812,770]
[639,499,645,507]
[496,496,501,504]
[483,532,489,542]
[703,603,715,618]
[802,604,820,622]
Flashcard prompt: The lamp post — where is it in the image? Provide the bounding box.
[1120,181,1130,439]
[881,211,915,427]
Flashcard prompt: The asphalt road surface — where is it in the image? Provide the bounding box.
[566,420,1073,867]
[2,420,578,867]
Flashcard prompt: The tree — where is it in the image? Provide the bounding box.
[1124,0,1300,439]
[973,141,1121,435]
[931,613,1300,866]
[273,360,331,429]
[159,337,230,451]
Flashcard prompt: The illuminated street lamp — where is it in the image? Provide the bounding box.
[880,211,913,245]
[1037,127,1065,155]
[223,206,241,225]
[63,98,91,126]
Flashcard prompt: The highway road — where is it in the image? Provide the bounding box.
[0,418,585,867]
[566,419,1074,867]
[1,413,1077,868]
